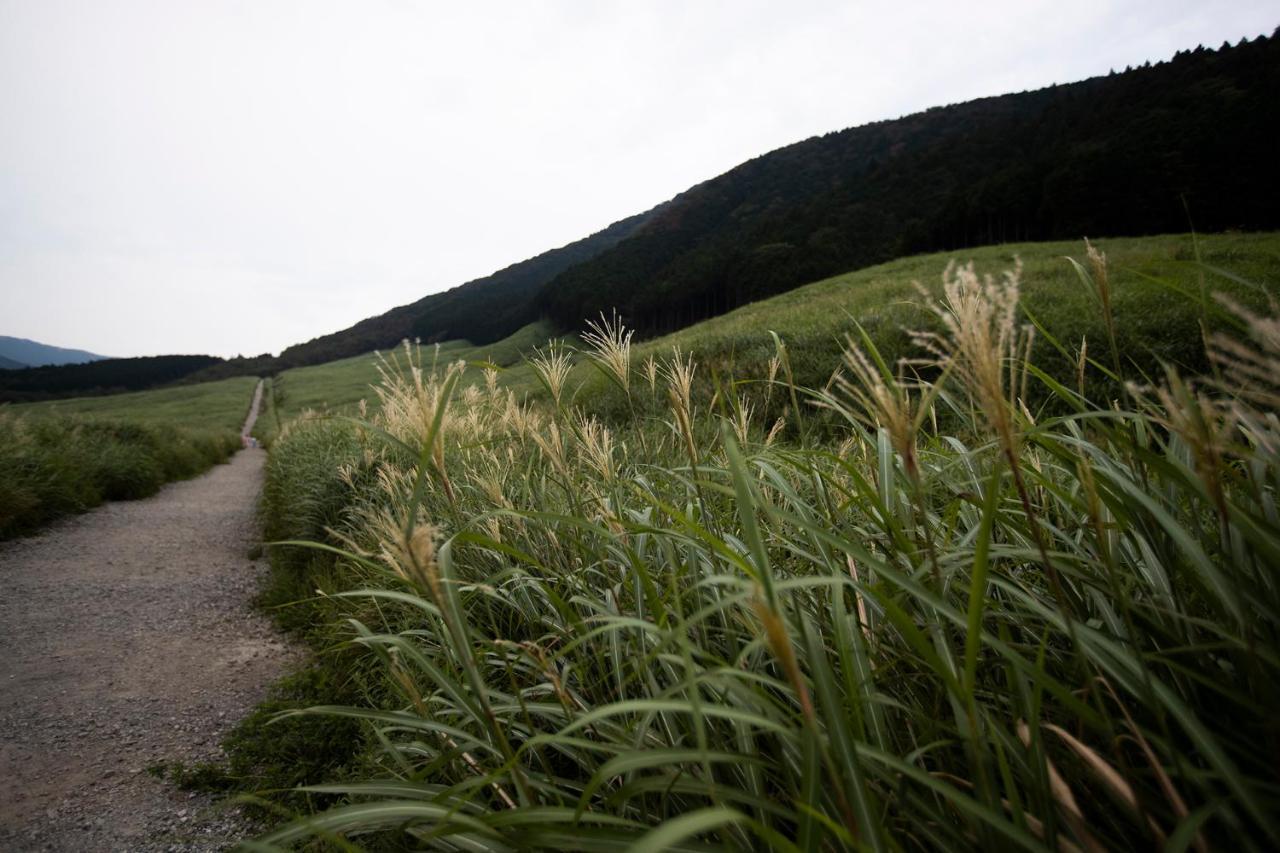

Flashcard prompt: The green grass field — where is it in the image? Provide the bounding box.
[253,320,567,443]
[220,230,1280,850]
[7,375,260,433]
[0,376,257,538]
[611,232,1280,409]
[10,230,1274,847]
[252,233,1280,435]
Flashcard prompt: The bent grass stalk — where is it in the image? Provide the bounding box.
[252,251,1280,851]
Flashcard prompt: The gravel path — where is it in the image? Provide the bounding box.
[0,381,298,851]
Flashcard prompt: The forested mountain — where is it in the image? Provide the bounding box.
[0,355,223,403]
[9,34,1275,400]
[274,206,661,367]
[0,336,109,368]
[538,33,1280,334]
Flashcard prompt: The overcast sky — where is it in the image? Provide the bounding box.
[1,1,1275,359]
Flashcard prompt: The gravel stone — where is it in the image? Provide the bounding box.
[0,443,300,852]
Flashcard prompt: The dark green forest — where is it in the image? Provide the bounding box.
[539,33,1280,333]
[0,355,223,403]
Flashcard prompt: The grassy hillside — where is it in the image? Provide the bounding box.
[513,232,1277,429]
[541,35,1279,336]
[632,231,1279,389]
[8,375,260,433]
[236,231,1280,849]
[254,321,567,441]
[245,233,1280,437]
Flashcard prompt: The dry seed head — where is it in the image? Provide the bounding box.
[767,354,781,387]
[829,338,918,476]
[663,348,698,457]
[642,355,659,392]
[730,399,755,446]
[531,420,569,479]
[575,414,617,482]
[530,342,573,407]
[750,596,815,723]
[662,348,696,418]
[1152,376,1235,517]
[1208,294,1280,411]
[911,259,1027,449]
[1077,336,1088,395]
[582,310,634,394]
[1085,238,1111,313]
[765,417,786,447]
[373,509,442,596]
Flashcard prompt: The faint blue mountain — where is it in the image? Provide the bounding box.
[0,336,111,369]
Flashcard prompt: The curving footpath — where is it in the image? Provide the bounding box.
[0,379,295,851]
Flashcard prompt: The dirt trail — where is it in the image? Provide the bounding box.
[0,380,296,851]
[241,380,264,444]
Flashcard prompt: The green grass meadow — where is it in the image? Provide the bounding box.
[8,374,260,432]
[0,376,257,539]
[222,232,1280,850]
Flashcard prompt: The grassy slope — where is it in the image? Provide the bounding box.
[634,231,1280,385]
[255,321,565,439]
[7,375,260,433]
[247,233,1280,434]
[240,229,1280,849]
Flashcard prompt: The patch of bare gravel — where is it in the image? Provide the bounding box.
[0,445,300,852]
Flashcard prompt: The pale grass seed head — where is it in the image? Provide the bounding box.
[662,348,698,456]
[1085,238,1111,313]
[1142,373,1236,517]
[911,259,1028,449]
[371,508,441,597]
[374,356,467,450]
[663,348,696,418]
[530,342,573,408]
[582,310,634,395]
[765,417,787,447]
[829,339,918,476]
[531,420,569,479]
[575,414,617,482]
[730,398,755,447]
[1208,294,1280,412]
[642,355,659,393]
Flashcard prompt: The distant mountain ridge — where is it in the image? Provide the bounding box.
[0,336,110,368]
[284,33,1280,356]
[274,206,663,368]
[537,33,1280,334]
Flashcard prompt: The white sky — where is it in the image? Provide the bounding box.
[1,1,1275,359]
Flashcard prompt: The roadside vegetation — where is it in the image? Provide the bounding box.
[251,321,565,446]
[0,376,256,539]
[234,234,1280,850]
[0,416,240,539]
